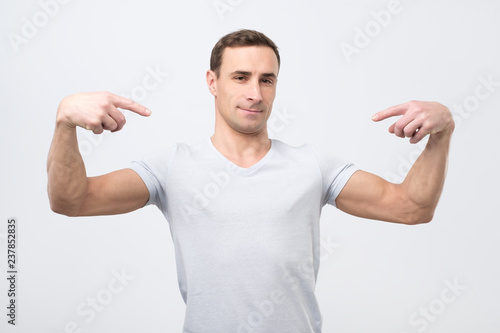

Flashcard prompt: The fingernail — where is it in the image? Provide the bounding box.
[146,108,152,115]
[372,114,378,121]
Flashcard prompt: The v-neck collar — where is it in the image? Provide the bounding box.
[207,138,275,176]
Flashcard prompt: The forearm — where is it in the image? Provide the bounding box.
[400,127,454,219]
[47,121,89,215]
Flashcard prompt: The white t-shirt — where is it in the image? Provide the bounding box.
[129,138,358,333]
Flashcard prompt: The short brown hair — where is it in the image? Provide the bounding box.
[210,29,281,77]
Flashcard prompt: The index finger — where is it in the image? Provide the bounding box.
[371,102,409,122]
[112,93,152,116]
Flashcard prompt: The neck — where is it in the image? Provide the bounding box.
[211,124,271,169]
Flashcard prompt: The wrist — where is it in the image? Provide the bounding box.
[55,99,77,130]
[429,120,454,143]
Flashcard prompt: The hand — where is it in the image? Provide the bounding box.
[371,100,454,144]
[56,91,151,134]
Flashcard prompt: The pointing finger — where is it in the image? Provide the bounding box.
[109,93,152,117]
[372,102,409,122]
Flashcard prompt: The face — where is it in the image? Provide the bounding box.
[207,46,279,136]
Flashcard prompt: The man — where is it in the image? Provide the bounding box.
[47,29,454,332]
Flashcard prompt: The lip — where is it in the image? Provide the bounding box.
[238,107,262,113]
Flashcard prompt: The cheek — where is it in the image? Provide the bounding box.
[264,90,276,106]
[264,85,276,97]
[217,87,233,107]
[219,85,236,100]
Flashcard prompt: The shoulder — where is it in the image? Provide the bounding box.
[271,139,315,157]
[145,139,207,161]
[272,139,343,167]
[279,140,357,178]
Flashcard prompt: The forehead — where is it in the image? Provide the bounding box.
[220,46,279,75]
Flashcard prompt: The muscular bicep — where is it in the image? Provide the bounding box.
[335,170,418,224]
[77,168,150,216]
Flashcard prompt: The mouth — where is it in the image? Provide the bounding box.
[238,107,263,113]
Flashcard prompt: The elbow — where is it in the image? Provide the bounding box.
[398,190,438,225]
[48,193,81,217]
[49,201,80,217]
[47,184,84,217]
[406,215,433,225]
[404,208,435,225]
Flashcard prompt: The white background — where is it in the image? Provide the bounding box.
[1,0,499,332]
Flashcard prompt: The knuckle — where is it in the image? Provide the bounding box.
[422,119,432,129]
[97,99,110,109]
[394,122,404,132]
[102,91,113,98]
[117,112,126,123]
[408,100,423,111]
[413,105,423,113]
[88,118,101,127]
[117,115,126,128]
[102,91,116,104]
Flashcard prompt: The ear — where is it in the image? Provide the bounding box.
[206,70,217,97]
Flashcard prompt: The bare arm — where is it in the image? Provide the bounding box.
[47,91,152,216]
[336,101,454,225]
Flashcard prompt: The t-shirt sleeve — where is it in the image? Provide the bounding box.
[127,144,177,214]
[309,145,359,208]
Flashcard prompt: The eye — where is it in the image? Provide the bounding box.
[234,76,246,81]
[261,78,274,85]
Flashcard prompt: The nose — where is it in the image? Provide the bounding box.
[246,79,263,103]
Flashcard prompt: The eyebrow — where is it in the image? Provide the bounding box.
[230,71,277,79]
[262,73,277,79]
